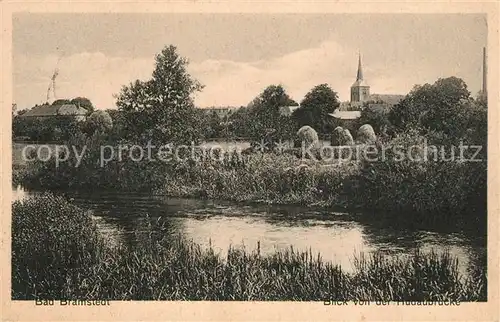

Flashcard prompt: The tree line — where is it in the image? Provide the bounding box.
[13,45,487,150]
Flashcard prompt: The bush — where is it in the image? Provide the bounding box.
[19,131,169,192]
[12,193,104,299]
[346,129,487,221]
[163,152,359,207]
[85,110,113,134]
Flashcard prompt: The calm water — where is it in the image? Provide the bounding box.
[13,187,485,276]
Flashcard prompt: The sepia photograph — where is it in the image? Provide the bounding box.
[3,4,498,320]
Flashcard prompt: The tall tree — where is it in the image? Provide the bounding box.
[389,76,472,138]
[115,45,204,145]
[227,106,252,139]
[248,85,298,144]
[204,111,224,139]
[359,104,391,135]
[292,84,340,134]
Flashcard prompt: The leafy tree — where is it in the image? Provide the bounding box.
[203,111,224,139]
[13,115,81,142]
[358,104,391,135]
[389,77,471,137]
[115,45,204,145]
[71,97,95,113]
[248,85,298,144]
[475,91,487,109]
[227,106,252,139]
[292,84,340,134]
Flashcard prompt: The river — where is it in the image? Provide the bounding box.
[12,186,486,277]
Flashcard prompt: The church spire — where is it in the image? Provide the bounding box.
[356,52,364,81]
[350,52,370,103]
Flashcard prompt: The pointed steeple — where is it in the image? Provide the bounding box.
[351,52,370,103]
[356,52,364,81]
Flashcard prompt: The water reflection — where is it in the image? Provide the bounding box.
[12,188,485,277]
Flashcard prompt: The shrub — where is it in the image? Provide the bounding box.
[12,193,104,299]
[20,131,169,192]
[85,110,113,134]
[346,129,487,220]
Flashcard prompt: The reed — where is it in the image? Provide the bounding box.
[12,194,486,301]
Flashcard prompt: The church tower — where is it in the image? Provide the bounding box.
[350,53,370,103]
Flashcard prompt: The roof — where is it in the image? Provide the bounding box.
[328,110,361,120]
[339,101,362,111]
[20,104,88,117]
[369,94,405,106]
[366,103,391,113]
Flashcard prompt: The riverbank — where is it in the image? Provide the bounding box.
[13,130,487,226]
[12,193,487,301]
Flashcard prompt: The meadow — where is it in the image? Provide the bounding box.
[12,193,487,301]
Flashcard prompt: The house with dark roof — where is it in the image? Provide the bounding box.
[20,103,88,121]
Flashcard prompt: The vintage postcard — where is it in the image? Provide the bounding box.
[1,1,498,321]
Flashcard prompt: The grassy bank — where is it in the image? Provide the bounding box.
[12,194,486,301]
[15,129,487,224]
[162,153,360,208]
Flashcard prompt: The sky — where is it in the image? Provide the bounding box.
[13,13,487,110]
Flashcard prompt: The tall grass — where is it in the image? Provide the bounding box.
[15,127,486,222]
[163,152,360,207]
[12,194,486,301]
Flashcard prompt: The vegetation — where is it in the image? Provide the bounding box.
[12,194,486,301]
[70,97,95,113]
[115,45,205,146]
[390,77,477,143]
[347,129,487,224]
[292,84,341,135]
[11,45,488,302]
[12,46,486,226]
[12,115,81,143]
[247,85,298,145]
[83,110,113,134]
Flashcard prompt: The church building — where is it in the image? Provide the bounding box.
[350,54,370,103]
[330,53,405,120]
